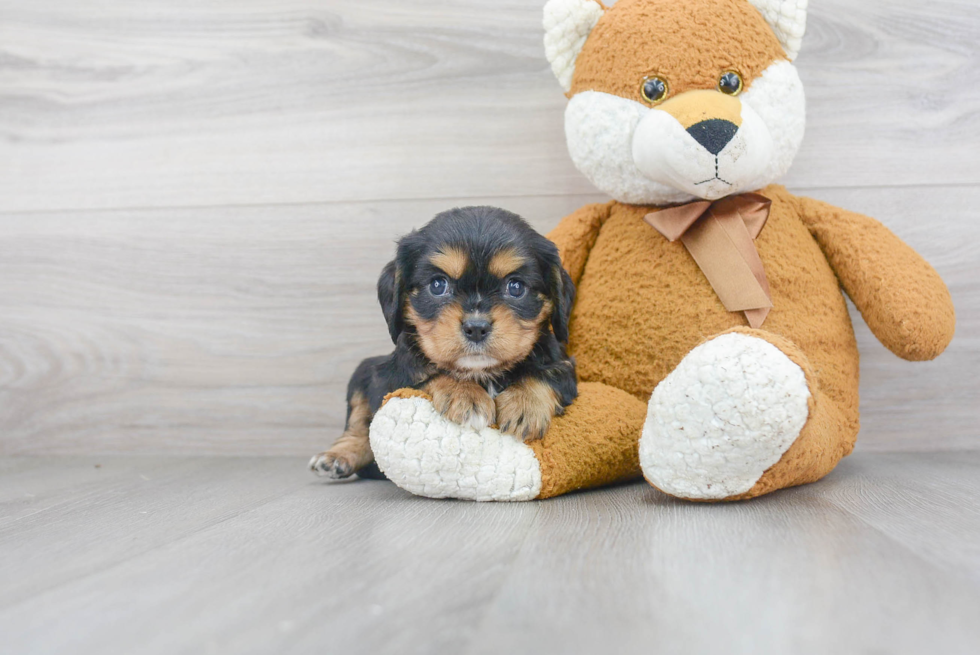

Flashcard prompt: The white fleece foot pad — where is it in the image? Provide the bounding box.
[369,396,542,502]
[640,333,811,500]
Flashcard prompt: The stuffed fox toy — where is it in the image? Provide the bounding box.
[367,0,956,501]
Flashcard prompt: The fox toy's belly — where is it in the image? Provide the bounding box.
[567,187,860,410]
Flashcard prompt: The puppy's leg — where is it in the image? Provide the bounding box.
[427,375,496,430]
[310,391,375,479]
[495,377,563,442]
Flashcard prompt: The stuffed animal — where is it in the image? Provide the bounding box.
[367,0,955,501]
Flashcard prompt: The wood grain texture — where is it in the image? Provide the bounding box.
[1,185,976,455]
[1,453,979,654]
[0,0,977,455]
[475,455,980,655]
[0,0,978,213]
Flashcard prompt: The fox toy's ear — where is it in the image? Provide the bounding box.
[543,0,606,92]
[747,0,808,61]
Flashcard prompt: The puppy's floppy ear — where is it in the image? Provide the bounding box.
[377,259,404,344]
[546,249,576,344]
[379,229,426,343]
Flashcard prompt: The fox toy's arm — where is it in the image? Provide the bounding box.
[547,201,615,286]
[796,195,955,361]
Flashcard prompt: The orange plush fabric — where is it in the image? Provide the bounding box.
[570,0,786,101]
[546,202,614,285]
[543,185,867,499]
[541,182,953,500]
[381,388,433,406]
[796,195,956,361]
[562,186,862,410]
[531,382,646,498]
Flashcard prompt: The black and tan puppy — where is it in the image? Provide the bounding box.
[310,206,577,479]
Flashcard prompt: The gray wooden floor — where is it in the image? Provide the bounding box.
[2,453,979,655]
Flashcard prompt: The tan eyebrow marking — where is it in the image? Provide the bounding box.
[429,247,469,279]
[489,248,527,278]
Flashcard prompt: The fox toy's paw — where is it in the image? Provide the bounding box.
[640,332,812,500]
[369,394,542,502]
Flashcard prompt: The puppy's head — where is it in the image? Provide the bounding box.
[378,207,574,376]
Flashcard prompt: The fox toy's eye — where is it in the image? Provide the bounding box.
[641,76,669,104]
[719,71,743,96]
[429,277,449,296]
[505,279,527,299]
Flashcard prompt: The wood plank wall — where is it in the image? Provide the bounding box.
[0,0,977,455]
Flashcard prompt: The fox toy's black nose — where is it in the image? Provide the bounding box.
[462,318,492,343]
[687,119,739,156]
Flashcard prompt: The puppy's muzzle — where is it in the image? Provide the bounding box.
[462,317,492,344]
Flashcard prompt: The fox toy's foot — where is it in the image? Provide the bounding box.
[640,332,810,500]
[369,383,647,501]
[369,391,542,501]
[639,329,854,501]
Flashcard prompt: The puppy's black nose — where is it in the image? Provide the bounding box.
[687,119,739,156]
[462,318,492,343]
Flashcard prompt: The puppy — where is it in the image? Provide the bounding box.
[310,206,577,479]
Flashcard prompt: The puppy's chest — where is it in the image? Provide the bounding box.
[484,380,502,399]
[480,375,523,399]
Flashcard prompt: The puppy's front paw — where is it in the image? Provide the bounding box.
[309,451,356,479]
[428,376,495,430]
[496,378,561,442]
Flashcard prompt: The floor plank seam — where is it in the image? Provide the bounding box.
[808,491,980,591]
[459,503,543,655]
[0,480,312,612]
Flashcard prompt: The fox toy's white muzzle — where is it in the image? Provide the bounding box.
[563,60,806,206]
[632,101,774,201]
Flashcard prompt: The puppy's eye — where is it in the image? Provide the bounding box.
[719,71,743,96]
[505,279,526,298]
[429,277,449,296]
[641,76,669,104]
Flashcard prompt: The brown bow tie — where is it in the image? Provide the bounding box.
[644,193,773,329]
